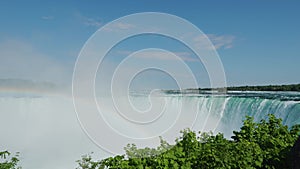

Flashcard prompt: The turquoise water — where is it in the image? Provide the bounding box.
[155,91,300,136]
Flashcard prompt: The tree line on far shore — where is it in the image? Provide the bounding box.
[200,83,300,92]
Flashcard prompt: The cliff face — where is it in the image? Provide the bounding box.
[290,136,300,169]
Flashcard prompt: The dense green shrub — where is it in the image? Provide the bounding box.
[76,114,300,169]
[0,151,21,169]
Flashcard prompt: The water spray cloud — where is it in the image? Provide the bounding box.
[72,12,227,155]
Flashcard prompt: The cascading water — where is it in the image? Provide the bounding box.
[156,91,300,137]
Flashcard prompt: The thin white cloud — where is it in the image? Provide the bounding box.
[208,34,235,49]
[41,16,54,20]
[83,17,102,27]
[103,22,136,32]
[76,13,102,28]
[117,50,198,62]
[194,34,235,50]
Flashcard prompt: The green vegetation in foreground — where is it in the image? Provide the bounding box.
[0,151,21,169]
[199,83,300,92]
[76,114,300,169]
[1,114,299,169]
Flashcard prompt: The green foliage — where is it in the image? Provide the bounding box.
[232,114,300,168]
[76,114,300,169]
[200,83,300,92]
[226,84,300,92]
[76,153,103,169]
[0,151,21,169]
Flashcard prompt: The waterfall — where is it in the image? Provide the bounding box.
[156,92,300,137]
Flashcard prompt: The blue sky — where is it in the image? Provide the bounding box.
[0,0,300,88]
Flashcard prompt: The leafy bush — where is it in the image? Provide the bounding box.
[0,151,21,169]
[76,114,300,169]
